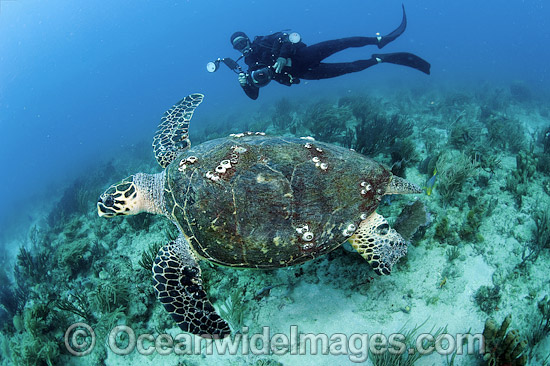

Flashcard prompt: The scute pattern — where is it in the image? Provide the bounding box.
[152,93,204,168]
[165,136,392,269]
[152,237,230,338]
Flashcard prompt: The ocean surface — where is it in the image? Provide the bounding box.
[0,1,549,365]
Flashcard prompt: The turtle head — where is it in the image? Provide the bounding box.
[97,176,140,217]
[98,172,166,217]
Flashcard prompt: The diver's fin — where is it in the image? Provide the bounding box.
[152,236,231,338]
[348,212,408,275]
[373,52,431,75]
[377,4,407,49]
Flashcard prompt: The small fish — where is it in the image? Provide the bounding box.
[253,284,281,301]
[425,168,438,196]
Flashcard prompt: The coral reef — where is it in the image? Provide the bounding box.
[2,83,550,366]
[393,200,429,241]
[482,314,527,366]
[56,238,90,278]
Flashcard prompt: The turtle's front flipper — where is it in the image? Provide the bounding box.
[152,93,204,168]
[348,212,408,275]
[152,236,230,338]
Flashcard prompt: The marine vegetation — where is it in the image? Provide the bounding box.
[338,94,380,122]
[445,246,460,263]
[449,120,484,151]
[369,320,446,366]
[481,314,527,366]
[302,99,352,144]
[519,207,550,265]
[138,241,164,272]
[459,200,487,243]
[271,97,295,131]
[513,150,537,184]
[433,216,456,244]
[218,288,246,332]
[526,295,550,364]
[435,150,479,205]
[55,285,95,323]
[0,266,27,324]
[485,114,526,153]
[474,285,501,315]
[353,113,413,157]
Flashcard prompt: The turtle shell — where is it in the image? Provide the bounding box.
[163,135,391,268]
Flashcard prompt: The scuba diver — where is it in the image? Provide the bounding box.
[228,5,430,100]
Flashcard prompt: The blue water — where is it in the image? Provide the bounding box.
[0,0,549,239]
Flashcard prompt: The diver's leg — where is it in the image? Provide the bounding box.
[298,4,407,64]
[372,52,431,75]
[298,37,380,63]
[299,51,431,80]
[299,59,379,80]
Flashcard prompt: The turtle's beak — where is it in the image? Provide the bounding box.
[97,176,144,217]
[97,197,115,217]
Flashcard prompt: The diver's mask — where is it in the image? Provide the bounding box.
[249,67,273,87]
[232,36,251,54]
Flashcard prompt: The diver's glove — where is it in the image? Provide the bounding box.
[238,72,248,86]
[273,57,288,73]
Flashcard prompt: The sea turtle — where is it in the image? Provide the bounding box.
[97,93,422,338]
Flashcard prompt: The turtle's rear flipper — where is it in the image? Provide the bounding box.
[152,236,230,338]
[152,93,204,168]
[348,212,408,275]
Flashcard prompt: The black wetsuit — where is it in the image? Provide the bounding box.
[240,33,383,100]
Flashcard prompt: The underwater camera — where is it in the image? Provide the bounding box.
[248,67,273,87]
[206,57,243,74]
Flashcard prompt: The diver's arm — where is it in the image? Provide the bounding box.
[279,41,293,59]
[242,83,259,100]
[239,72,259,100]
[273,35,294,73]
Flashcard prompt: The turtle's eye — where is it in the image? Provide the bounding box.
[103,196,115,207]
